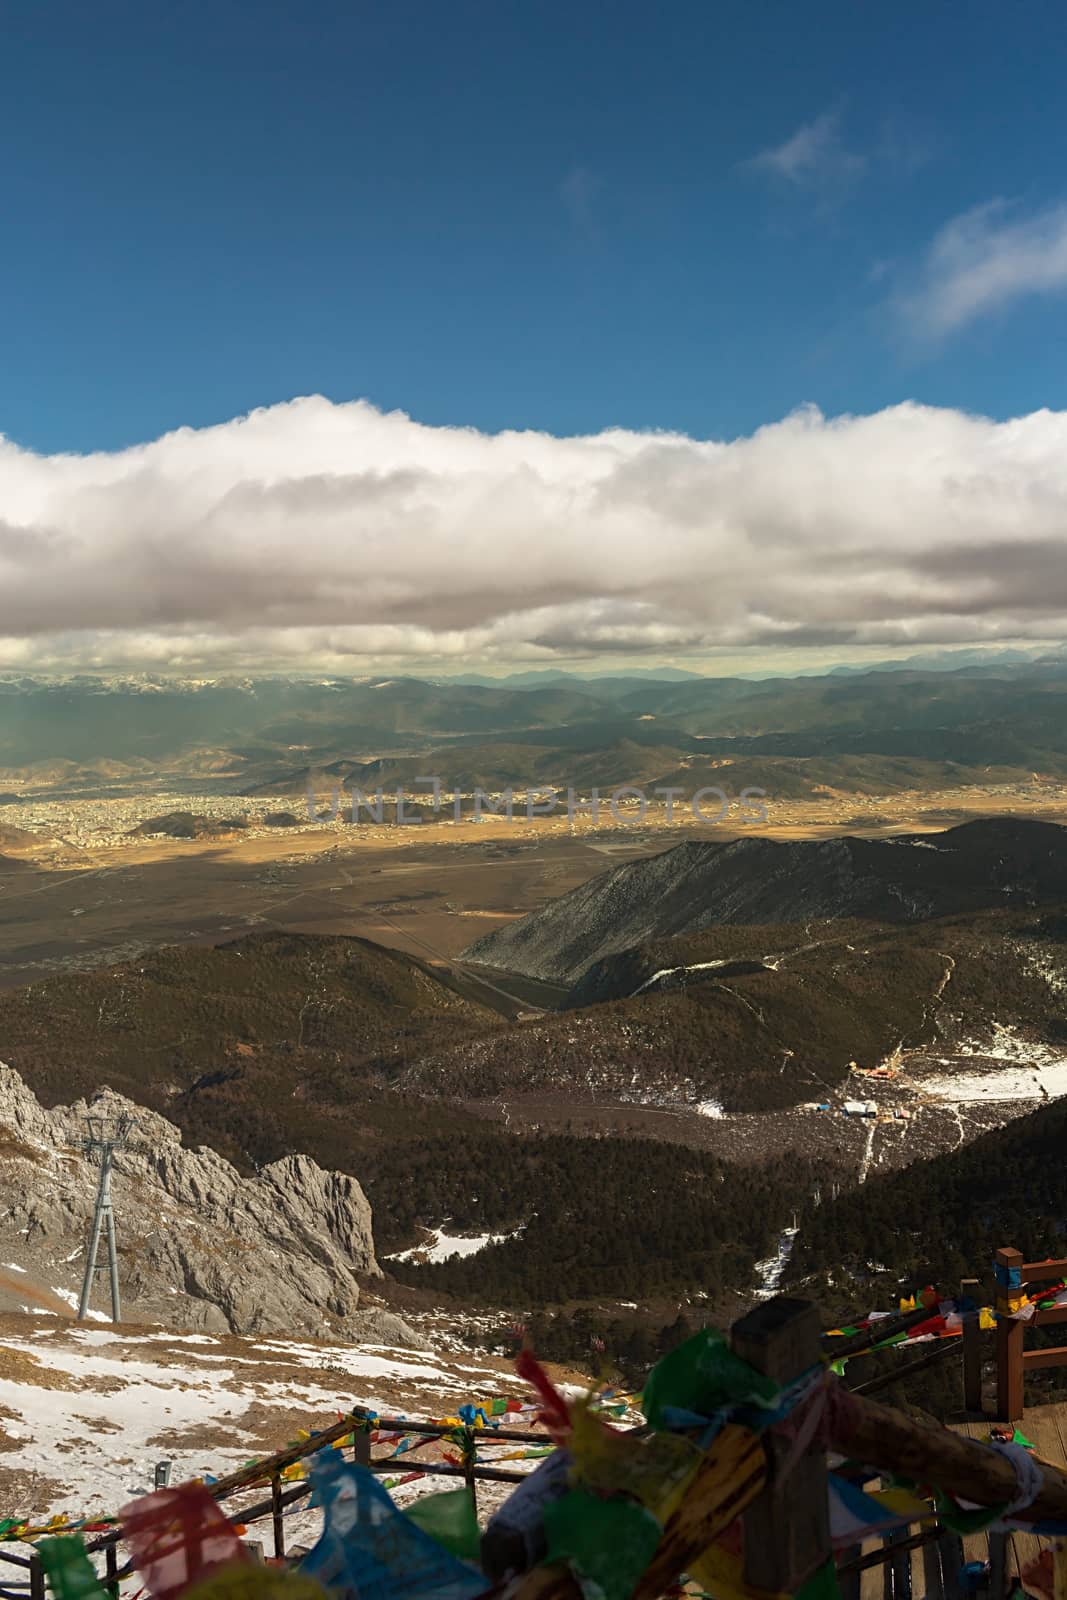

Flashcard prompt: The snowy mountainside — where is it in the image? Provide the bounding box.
[0,1312,550,1562]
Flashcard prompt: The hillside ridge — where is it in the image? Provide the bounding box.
[464,818,1067,984]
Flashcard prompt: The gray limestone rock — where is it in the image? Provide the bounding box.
[0,1061,383,1341]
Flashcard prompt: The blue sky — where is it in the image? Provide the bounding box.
[4,0,1067,455]
[4,2,1067,676]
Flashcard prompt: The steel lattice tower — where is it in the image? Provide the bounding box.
[77,1110,135,1323]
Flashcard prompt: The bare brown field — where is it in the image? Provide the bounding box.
[0,818,662,987]
[0,785,1064,989]
[462,1065,1034,1181]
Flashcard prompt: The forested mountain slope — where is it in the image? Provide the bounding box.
[465,818,1067,984]
[788,1095,1067,1291]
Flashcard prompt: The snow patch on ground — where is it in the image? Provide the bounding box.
[45,1286,110,1321]
[754,1227,798,1298]
[921,1025,1067,1102]
[631,959,731,996]
[857,1118,878,1183]
[0,1316,539,1579]
[922,1062,1067,1103]
[387,1225,519,1264]
[956,1024,1067,1066]
[696,1100,725,1119]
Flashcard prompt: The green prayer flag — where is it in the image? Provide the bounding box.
[795,1557,842,1600]
[933,1486,1008,1535]
[544,1487,661,1600]
[403,1488,481,1563]
[642,1328,777,1430]
[36,1536,110,1600]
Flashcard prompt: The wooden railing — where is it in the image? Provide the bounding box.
[995,1246,1067,1420]
[4,1250,1063,1600]
[825,1276,988,1416]
[0,1406,550,1600]
[511,1296,1067,1600]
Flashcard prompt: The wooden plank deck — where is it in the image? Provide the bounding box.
[950,1404,1067,1587]
[855,1403,1067,1598]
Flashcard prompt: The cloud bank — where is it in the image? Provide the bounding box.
[1,395,1066,671]
[745,111,865,198]
[900,199,1067,337]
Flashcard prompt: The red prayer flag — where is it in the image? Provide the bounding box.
[121,1484,249,1600]
[515,1349,572,1441]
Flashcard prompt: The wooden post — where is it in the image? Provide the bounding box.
[921,1533,945,1600]
[29,1555,44,1600]
[271,1474,285,1559]
[352,1406,371,1468]
[105,1541,119,1600]
[351,1406,372,1531]
[730,1297,831,1592]
[462,1426,478,1518]
[936,1529,961,1597]
[960,1276,982,1414]
[995,1248,1025,1421]
[837,1545,862,1600]
[987,1530,1008,1600]
[882,1526,912,1600]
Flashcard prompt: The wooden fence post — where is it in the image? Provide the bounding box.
[105,1541,119,1600]
[995,1248,1025,1421]
[882,1525,912,1600]
[987,1530,1008,1600]
[921,1532,945,1600]
[351,1405,372,1531]
[462,1426,478,1517]
[271,1474,285,1559]
[730,1297,831,1593]
[29,1555,44,1600]
[838,1543,862,1600]
[960,1276,982,1414]
[352,1406,371,1468]
[936,1529,962,1597]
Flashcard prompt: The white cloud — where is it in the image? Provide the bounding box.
[3,395,1067,670]
[746,111,865,191]
[900,198,1067,337]
[560,165,600,236]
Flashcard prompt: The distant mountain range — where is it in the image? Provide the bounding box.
[442,646,1067,683]
[439,667,707,686]
[2,658,1067,797]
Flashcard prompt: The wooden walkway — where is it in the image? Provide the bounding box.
[952,1403,1067,1584]
[855,1403,1067,1597]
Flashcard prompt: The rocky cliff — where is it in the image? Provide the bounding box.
[0,1062,390,1341]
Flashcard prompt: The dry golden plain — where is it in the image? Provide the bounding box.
[0,782,1065,990]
